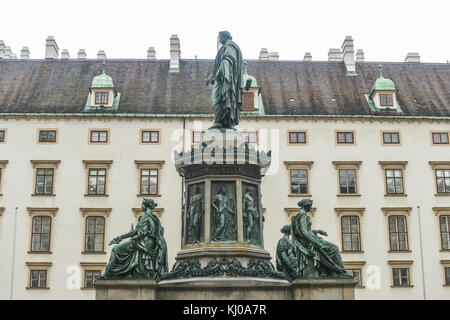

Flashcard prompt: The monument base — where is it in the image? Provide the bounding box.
[95,278,356,300]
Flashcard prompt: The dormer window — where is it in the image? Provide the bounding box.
[365,65,402,113]
[85,61,120,111]
[241,62,264,115]
[95,92,109,105]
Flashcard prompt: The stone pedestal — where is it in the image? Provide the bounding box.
[95,278,357,300]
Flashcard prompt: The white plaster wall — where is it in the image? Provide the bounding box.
[0,116,449,300]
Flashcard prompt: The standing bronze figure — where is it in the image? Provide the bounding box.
[211,186,236,241]
[188,184,204,244]
[242,186,260,244]
[205,31,243,130]
[101,198,168,282]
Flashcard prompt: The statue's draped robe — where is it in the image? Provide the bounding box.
[291,211,347,277]
[103,209,168,282]
[210,40,243,129]
[212,194,236,241]
[188,193,203,242]
[276,234,299,281]
[243,193,259,243]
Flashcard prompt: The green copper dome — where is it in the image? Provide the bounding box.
[370,65,395,95]
[91,72,114,88]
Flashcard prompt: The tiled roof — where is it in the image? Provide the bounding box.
[0,59,449,117]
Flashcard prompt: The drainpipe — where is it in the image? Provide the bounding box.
[10,207,18,300]
[417,206,426,300]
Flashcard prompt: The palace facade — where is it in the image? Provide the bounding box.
[0,35,449,299]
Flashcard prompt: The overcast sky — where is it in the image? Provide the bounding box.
[1,0,449,62]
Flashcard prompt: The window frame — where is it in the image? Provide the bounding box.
[0,160,8,196]
[37,129,58,144]
[80,263,107,289]
[135,160,165,197]
[381,130,401,146]
[379,93,394,107]
[343,261,366,288]
[26,262,52,290]
[284,207,316,226]
[333,161,361,196]
[379,161,408,197]
[431,131,449,145]
[287,130,308,145]
[382,207,412,253]
[26,207,58,254]
[191,130,206,145]
[440,260,450,286]
[84,216,106,253]
[88,129,110,144]
[30,160,60,197]
[284,161,314,197]
[80,208,111,255]
[429,162,450,196]
[433,208,450,252]
[335,130,356,145]
[94,91,109,105]
[140,129,161,144]
[335,208,365,253]
[82,160,112,197]
[388,261,413,288]
[0,128,7,143]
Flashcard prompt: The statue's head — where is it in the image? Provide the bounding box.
[194,184,200,193]
[298,198,313,211]
[218,31,232,44]
[142,198,157,210]
[281,225,292,235]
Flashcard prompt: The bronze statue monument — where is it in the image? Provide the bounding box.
[205,31,243,130]
[100,198,168,282]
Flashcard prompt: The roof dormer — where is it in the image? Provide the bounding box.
[365,65,402,112]
[85,61,120,111]
[241,62,264,115]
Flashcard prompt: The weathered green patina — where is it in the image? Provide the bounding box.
[162,257,285,280]
[186,183,204,244]
[205,31,243,130]
[99,198,168,282]
[276,225,299,281]
[211,184,237,242]
[242,185,261,244]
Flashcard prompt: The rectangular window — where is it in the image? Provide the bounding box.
[389,215,409,251]
[393,268,410,286]
[0,130,5,142]
[347,269,362,287]
[30,270,47,288]
[339,169,357,194]
[39,130,57,143]
[289,132,306,144]
[31,216,51,252]
[242,92,255,111]
[440,215,450,250]
[140,169,158,195]
[336,132,354,144]
[141,131,159,143]
[243,131,258,144]
[380,94,393,106]
[290,169,308,194]
[385,169,404,194]
[85,216,105,252]
[383,132,400,144]
[95,92,109,104]
[192,131,205,144]
[88,168,106,195]
[446,267,450,285]
[341,216,361,251]
[436,169,450,194]
[35,168,54,195]
[90,130,108,143]
[432,132,449,145]
[84,270,101,288]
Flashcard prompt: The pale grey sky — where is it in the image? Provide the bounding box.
[1,0,449,62]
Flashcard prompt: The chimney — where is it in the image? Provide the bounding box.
[268,52,279,61]
[169,34,181,73]
[97,50,107,60]
[147,47,156,59]
[303,52,312,61]
[0,41,5,59]
[405,52,420,63]
[4,46,12,59]
[77,49,87,59]
[356,49,365,62]
[61,49,70,59]
[258,48,269,60]
[45,36,59,59]
[11,53,18,59]
[328,48,343,62]
[20,47,30,59]
[341,36,356,75]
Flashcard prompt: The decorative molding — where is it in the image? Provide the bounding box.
[25,262,53,267]
[132,208,164,218]
[134,160,165,168]
[26,207,58,217]
[381,207,413,216]
[432,207,450,216]
[80,208,112,217]
[0,207,4,216]
[30,160,61,168]
[80,262,107,267]
[429,161,450,169]
[387,260,414,266]
[332,161,362,169]
[378,161,408,169]
[334,208,365,217]
[82,160,113,168]
[0,160,9,167]
[283,161,314,169]
[343,261,366,268]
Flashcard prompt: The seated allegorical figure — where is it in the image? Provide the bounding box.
[100,198,168,282]
[291,198,349,278]
[276,225,299,281]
